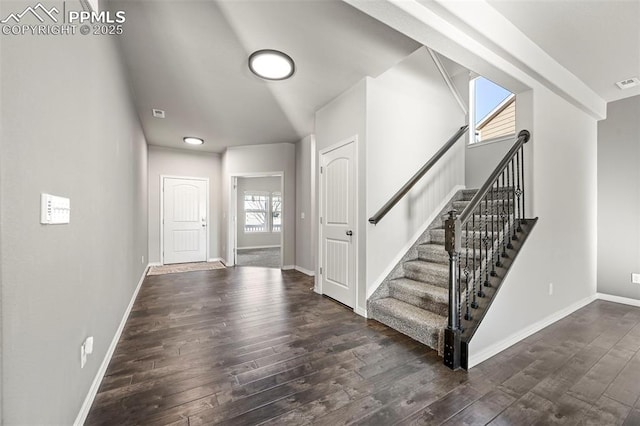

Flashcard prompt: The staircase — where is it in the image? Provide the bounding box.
[367,188,479,355]
[368,186,536,360]
[367,129,537,369]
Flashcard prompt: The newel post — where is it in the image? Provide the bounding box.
[444,210,461,370]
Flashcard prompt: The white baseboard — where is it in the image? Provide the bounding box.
[597,293,640,307]
[237,245,281,250]
[148,262,162,267]
[207,258,224,263]
[468,293,598,369]
[282,265,295,271]
[367,185,465,299]
[294,266,315,276]
[354,306,367,318]
[74,264,149,426]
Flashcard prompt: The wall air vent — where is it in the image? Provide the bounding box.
[152,109,166,119]
[615,77,640,90]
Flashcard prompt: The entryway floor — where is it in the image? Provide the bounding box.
[85,267,640,425]
[236,247,281,268]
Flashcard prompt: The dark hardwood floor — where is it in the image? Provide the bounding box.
[86,267,640,425]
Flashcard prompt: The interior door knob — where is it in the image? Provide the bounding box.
[346,230,353,236]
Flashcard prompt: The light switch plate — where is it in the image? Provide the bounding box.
[632,273,640,284]
[41,194,70,224]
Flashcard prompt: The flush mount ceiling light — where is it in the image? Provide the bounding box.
[183,137,204,146]
[248,49,295,81]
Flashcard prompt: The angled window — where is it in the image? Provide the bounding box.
[470,77,516,144]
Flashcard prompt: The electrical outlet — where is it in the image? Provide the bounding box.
[549,283,554,296]
[632,273,640,284]
[141,255,145,264]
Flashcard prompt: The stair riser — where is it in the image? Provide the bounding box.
[417,246,449,264]
[389,287,448,316]
[461,188,517,201]
[368,308,442,354]
[403,264,448,288]
[418,246,482,263]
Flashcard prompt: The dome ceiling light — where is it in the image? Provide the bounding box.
[183,137,204,145]
[248,49,295,81]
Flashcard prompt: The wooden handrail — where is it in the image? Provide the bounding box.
[368,125,469,225]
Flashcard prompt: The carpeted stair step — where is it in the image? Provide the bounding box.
[452,199,515,212]
[417,243,482,264]
[439,213,505,226]
[429,228,500,245]
[460,189,478,201]
[368,298,447,354]
[389,278,448,316]
[417,243,448,263]
[461,188,515,200]
[403,260,449,287]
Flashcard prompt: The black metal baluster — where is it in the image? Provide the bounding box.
[483,194,491,288]
[511,158,518,241]
[521,145,527,225]
[472,213,481,301]
[516,148,523,232]
[464,222,472,319]
[458,253,463,331]
[506,161,514,249]
[500,171,508,258]
[490,181,498,275]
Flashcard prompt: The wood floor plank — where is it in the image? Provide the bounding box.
[567,346,635,403]
[441,388,515,426]
[85,268,640,426]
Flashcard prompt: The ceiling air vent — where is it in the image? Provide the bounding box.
[152,109,165,119]
[615,77,640,90]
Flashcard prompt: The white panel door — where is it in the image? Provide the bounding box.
[163,177,207,264]
[320,141,356,307]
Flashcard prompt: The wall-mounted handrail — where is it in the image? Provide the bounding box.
[368,125,469,225]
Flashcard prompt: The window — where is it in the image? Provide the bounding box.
[271,192,281,232]
[243,191,281,233]
[470,77,516,144]
[244,193,268,232]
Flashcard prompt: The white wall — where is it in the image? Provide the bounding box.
[295,135,316,274]
[236,176,282,249]
[315,79,368,311]
[221,143,296,267]
[470,86,598,362]
[147,146,222,263]
[0,9,148,424]
[366,47,466,299]
[598,95,640,300]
